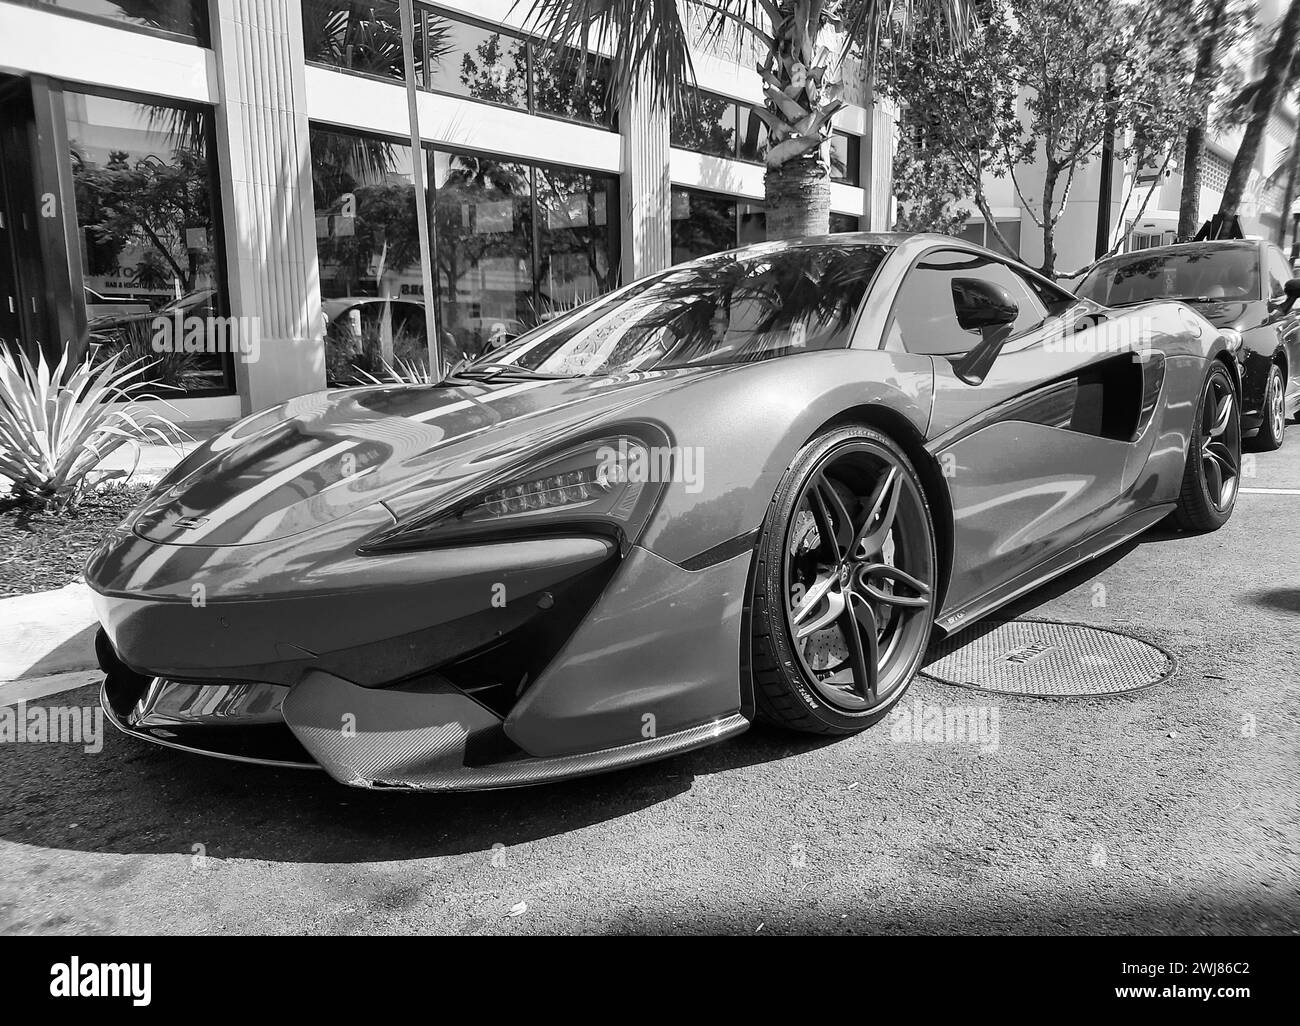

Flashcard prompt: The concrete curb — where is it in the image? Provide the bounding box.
[0,581,99,682]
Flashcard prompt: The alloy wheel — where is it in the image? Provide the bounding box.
[1201,373,1241,512]
[1270,367,1286,441]
[782,443,933,712]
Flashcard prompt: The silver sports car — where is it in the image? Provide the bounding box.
[87,234,1241,790]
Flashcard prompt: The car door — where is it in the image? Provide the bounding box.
[1263,245,1300,417]
[884,248,1144,625]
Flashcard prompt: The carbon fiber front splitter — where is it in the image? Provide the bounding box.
[100,670,748,790]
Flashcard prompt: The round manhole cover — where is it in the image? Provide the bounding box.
[920,620,1175,698]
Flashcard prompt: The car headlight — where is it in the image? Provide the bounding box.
[361,433,667,553]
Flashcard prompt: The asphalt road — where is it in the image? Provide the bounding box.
[1,435,1297,936]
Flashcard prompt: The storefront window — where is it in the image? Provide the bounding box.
[311,127,428,385]
[11,0,209,44]
[534,165,619,318]
[432,151,533,363]
[302,0,406,82]
[65,92,230,394]
[830,213,861,233]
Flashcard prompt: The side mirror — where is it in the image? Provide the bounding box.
[952,277,1019,331]
[950,278,1019,385]
[1268,278,1300,315]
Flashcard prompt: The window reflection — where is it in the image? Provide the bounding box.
[670,188,737,264]
[66,92,229,394]
[432,152,534,363]
[12,0,209,43]
[423,14,527,108]
[530,44,615,126]
[830,132,860,186]
[311,128,427,385]
[671,93,736,158]
[302,0,406,82]
[485,245,889,376]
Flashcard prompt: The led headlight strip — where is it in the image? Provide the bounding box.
[362,431,669,553]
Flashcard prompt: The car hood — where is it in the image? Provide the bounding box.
[132,371,714,547]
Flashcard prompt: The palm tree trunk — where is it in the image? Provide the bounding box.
[1277,122,1300,246]
[766,153,832,238]
[1221,0,1300,215]
[1179,0,1227,240]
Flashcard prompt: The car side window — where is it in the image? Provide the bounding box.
[888,250,1049,357]
[1266,247,1292,299]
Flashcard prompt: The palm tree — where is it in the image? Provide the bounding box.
[519,1,972,239]
[1177,0,1229,240]
[1220,0,1300,218]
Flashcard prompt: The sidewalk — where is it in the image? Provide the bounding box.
[2,425,221,702]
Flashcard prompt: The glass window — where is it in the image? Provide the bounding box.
[830,131,860,186]
[671,187,737,263]
[1075,245,1262,307]
[738,202,766,246]
[671,93,737,159]
[302,1,406,82]
[889,250,1048,357]
[830,213,861,234]
[10,0,209,44]
[65,92,230,395]
[534,165,619,323]
[311,127,428,385]
[481,244,890,376]
[737,105,768,163]
[421,11,527,108]
[1266,246,1292,297]
[531,44,615,127]
[431,151,534,363]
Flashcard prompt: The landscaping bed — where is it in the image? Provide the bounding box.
[0,485,151,597]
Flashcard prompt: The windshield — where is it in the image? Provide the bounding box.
[1076,247,1261,307]
[469,244,890,377]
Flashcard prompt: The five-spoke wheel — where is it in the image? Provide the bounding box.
[752,426,936,733]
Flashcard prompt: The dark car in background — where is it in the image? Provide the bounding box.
[1075,239,1300,450]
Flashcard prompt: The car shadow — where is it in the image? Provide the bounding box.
[0,533,1159,865]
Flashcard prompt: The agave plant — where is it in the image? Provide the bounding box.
[0,345,188,511]
[352,357,438,385]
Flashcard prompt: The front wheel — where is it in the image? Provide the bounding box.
[1172,362,1241,532]
[1251,362,1287,452]
[750,425,936,735]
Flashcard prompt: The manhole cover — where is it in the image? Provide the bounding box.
[920,620,1175,698]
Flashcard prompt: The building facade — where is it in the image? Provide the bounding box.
[0,0,888,423]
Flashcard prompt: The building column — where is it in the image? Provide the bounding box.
[861,96,897,232]
[210,0,324,415]
[619,81,672,279]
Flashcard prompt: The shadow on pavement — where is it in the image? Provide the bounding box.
[1242,587,1300,615]
[0,533,1164,865]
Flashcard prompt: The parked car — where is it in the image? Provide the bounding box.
[87,234,1239,791]
[1075,239,1299,450]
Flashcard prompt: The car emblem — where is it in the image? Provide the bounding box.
[173,516,209,530]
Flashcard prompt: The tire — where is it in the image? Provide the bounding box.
[1172,361,1241,532]
[750,425,936,735]
[1251,362,1287,452]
